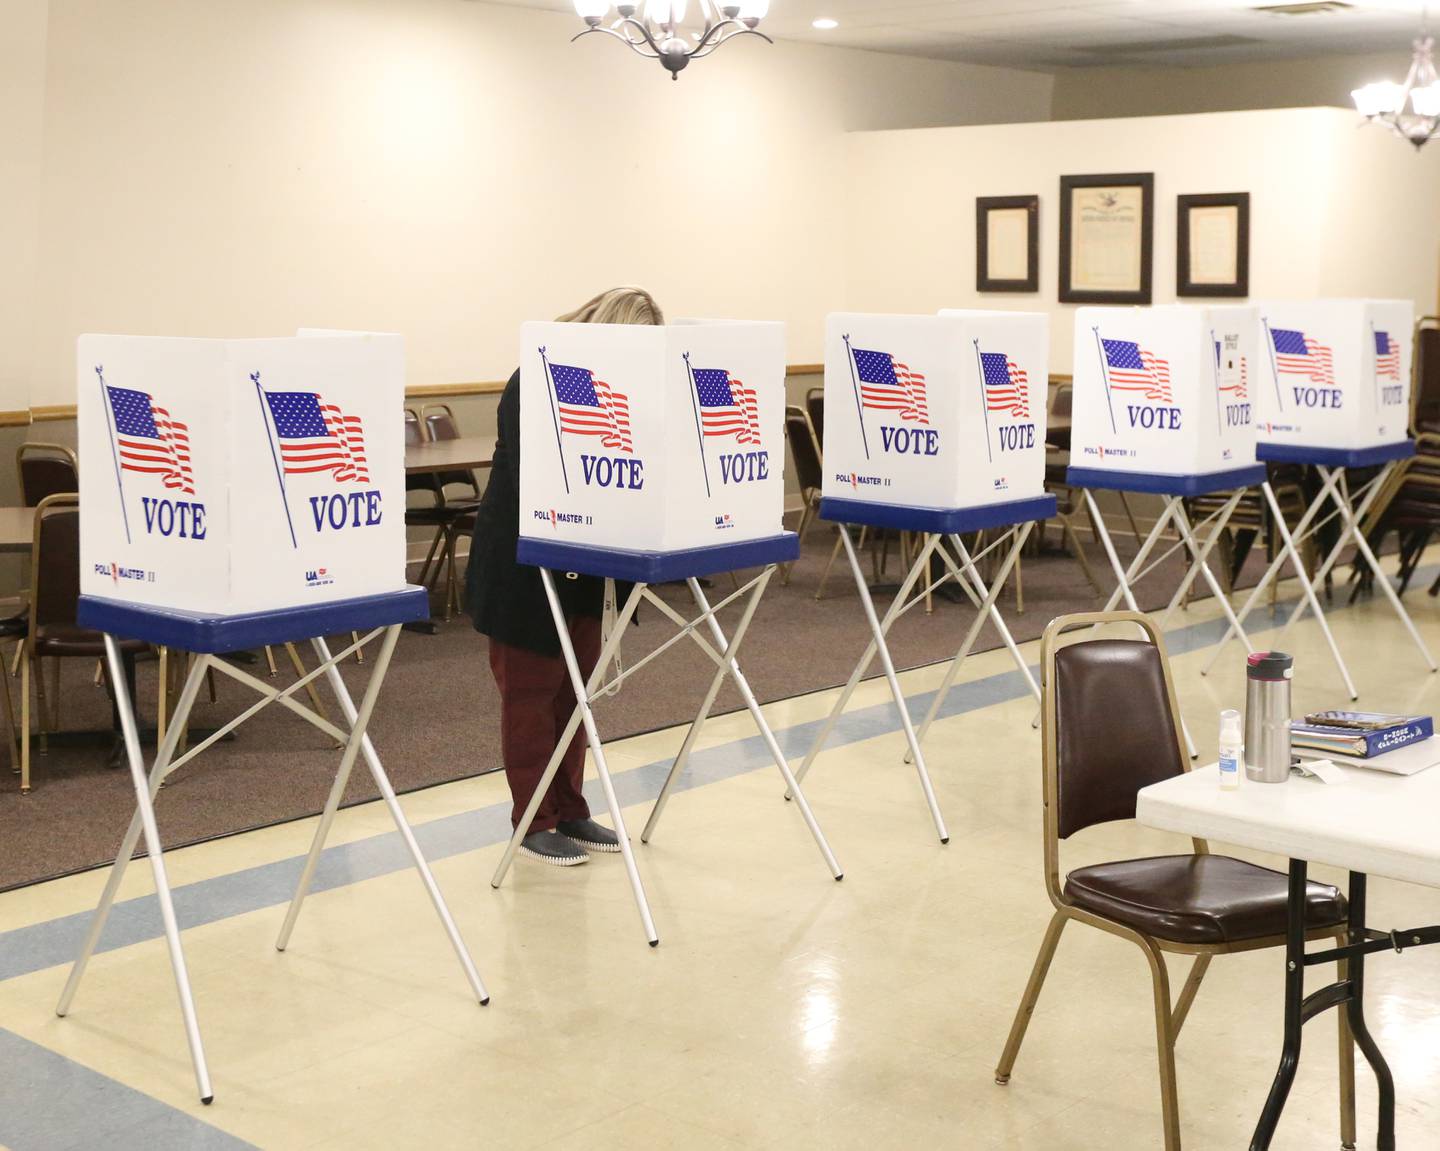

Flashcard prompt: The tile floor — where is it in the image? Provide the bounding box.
[1,561,1437,1149]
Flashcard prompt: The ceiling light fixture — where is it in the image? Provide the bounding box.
[1353,15,1440,149]
[811,17,838,29]
[571,0,771,79]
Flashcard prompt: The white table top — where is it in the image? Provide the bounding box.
[1137,763,1440,889]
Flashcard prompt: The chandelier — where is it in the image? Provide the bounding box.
[570,0,772,79]
[1352,29,1440,150]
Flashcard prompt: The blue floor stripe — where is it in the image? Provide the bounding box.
[0,1029,258,1151]
[0,597,1299,986]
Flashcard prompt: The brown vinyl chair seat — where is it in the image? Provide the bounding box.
[1064,854,1345,946]
[32,623,147,659]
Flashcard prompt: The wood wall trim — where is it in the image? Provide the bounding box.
[20,364,920,419]
[405,381,506,399]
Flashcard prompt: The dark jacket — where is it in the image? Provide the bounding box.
[465,370,609,657]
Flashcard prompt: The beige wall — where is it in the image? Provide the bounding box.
[0,0,49,413]
[12,0,1053,410]
[844,107,1440,373]
[1051,50,1416,121]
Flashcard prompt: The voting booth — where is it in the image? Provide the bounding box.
[65,330,484,1105]
[820,311,1049,512]
[496,318,838,948]
[517,319,786,559]
[799,312,1055,844]
[1253,299,1414,453]
[1206,299,1432,698]
[1070,304,1260,482]
[77,331,407,615]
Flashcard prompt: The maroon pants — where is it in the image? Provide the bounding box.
[488,615,600,833]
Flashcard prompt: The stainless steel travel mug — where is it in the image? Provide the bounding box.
[1244,651,1293,784]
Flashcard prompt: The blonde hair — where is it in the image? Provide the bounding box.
[555,286,664,327]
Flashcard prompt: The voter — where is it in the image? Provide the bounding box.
[465,286,664,866]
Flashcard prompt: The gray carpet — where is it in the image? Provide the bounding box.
[0,518,1282,890]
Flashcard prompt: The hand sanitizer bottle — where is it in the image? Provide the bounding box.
[1219,709,1242,791]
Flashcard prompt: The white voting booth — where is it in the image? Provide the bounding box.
[497,318,840,947]
[801,311,1056,842]
[1254,299,1414,453]
[78,332,408,614]
[64,331,484,1104]
[1070,304,1260,481]
[1066,306,1266,758]
[517,319,785,554]
[1204,299,1434,697]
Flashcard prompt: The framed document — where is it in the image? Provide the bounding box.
[976,195,1038,292]
[1177,192,1249,297]
[1058,172,1153,305]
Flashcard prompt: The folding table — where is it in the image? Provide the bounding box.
[490,532,842,948]
[55,587,488,1104]
[1203,442,1436,700]
[1139,761,1440,1151]
[792,494,1055,843]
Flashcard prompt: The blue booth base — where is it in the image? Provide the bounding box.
[818,494,1058,535]
[1064,464,1266,497]
[1256,440,1415,468]
[77,587,431,653]
[516,533,801,583]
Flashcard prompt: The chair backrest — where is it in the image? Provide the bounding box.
[785,405,823,495]
[404,408,443,496]
[1414,317,1440,433]
[422,404,480,493]
[404,407,425,446]
[805,387,824,448]
[17,443,79,507]
[1050,383,1073,420]
[1039,612,1194,896]
[29,494,82,635]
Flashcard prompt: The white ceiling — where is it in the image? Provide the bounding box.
[487,0,1435,70]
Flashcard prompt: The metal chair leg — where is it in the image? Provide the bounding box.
[1171,954,1210,1036]
[20,653,30,793]
[0,641,19,776]
[415,524,446,588]
[351,631,364,665]
[995,911,1068,1084]
[816,529,845,601]
[157,646,169,745]
[783,502,813,587]
[1139,936,1183,1151]
[283,643,332,727]
[263,645,278,678]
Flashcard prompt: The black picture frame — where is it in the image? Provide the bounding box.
[1058,172,1154,305]
[976,195,1039,293]
[1177,192,1250,298]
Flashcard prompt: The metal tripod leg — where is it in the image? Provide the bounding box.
[275,625,402,950]
[642,571,843,880]
[490,582,643,890]
[307,634,488,1004]
[97,638,213,1102]
[1204,478,1355,698]
[908,523,1035,763]
[795,526,948,842]
[57,655,210,1020]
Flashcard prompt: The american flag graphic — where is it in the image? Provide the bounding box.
[263,391,370,482]
[550,362,633,453]
[107,385,195,495]
[1374,330,1401,380]
[693,368,760,444]
[1215,343,1249,399]
[980,352,1030,418]
[1270,328,1334,387]
[1102,339,1173,402]
[851,347,928,423]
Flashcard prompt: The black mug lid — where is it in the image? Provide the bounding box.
[1247,651,1293,680]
